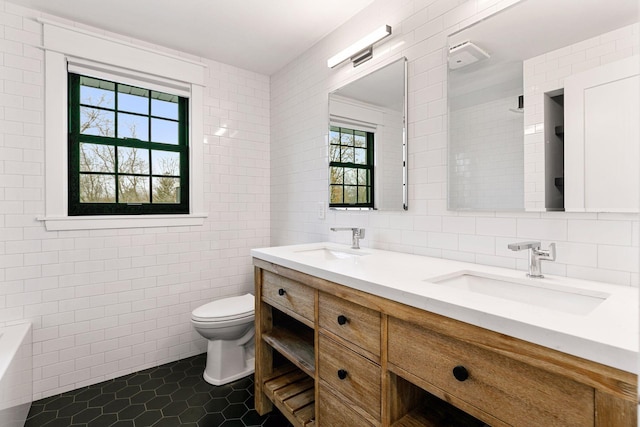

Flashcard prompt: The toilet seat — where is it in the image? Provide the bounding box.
[191,293,254,323]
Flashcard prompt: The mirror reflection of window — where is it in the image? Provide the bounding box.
[329,126,374,208]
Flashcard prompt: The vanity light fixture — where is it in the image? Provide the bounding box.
[327,25,392,68]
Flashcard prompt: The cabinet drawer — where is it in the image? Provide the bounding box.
[318,383,376,427]
[318,333,381,421]
[319,292,380,357]
[262,270,314,323]
[388,317,594,427]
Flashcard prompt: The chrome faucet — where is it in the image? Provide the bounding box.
[330,227,365,249]
[507,241,556,278]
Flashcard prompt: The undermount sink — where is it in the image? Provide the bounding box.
[295,247,370,260]
[428,271,610,315]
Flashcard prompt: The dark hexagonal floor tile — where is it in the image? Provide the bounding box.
[178,406,206,424]
[103,398,129,414]
[25,354,293,427]
[43,417,74,427]
[170,386,196,402]
[140,377,164,391]
[88,392,116,408]
[178,375,200,388]
[42,395,74,411]
[222,403,247,420]
[148,367,171,379]
[73,387,104,402]
[154,383,177,396]
[118,403,146,420]
[186,392,210,407]
[197,412,225,426]
[102,380,128,394]
[87,413,118,427]
[151,416,181,427]
[205,397,229,413]
[210,384,233,398]
[58,401,88,418]
[130,390,156,405]
[72,406,102,424]
[145,395,172,410]
[161,400,188,417]
[117,385,142,399]
[126,373,151,386]
[133,409,162,426]
[226,389,250,404]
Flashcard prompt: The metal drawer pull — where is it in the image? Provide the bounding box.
[453,365,469,382]
[278,288,286,296]
[337,315,348,325]
[337,369,348,380]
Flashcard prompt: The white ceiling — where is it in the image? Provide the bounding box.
[6,0,376,75]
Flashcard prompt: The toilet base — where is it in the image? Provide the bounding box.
[203,357,255,386]
[202,338,255,386]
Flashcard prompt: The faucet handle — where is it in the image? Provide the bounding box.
[507,241,541,251]
[355,228,365,239]
[536,242,556,261]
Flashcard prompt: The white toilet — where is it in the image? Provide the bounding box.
[191,293,255,385]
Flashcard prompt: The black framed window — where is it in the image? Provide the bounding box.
[329,126,374,208]
[68,73,189,215]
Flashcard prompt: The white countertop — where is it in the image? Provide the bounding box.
[252,242,638,374]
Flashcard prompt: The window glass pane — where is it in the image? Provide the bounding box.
[152,177,180,203]
[152,151,180,176]
[330,167,343,184]
[151,118,179,145]
[354,131,367,148]
[118,113,149,141]
[118,147,149,174]
[80,107,115,137]
[340,130,354,146]
[118,176,150,203]
[344,186,357,203]
[330,186,343,204]
[344,168,357,185]
[118,85,149,114]
[341,146,354,163]
[355,148,367,165]
[329,145,340,162]
[151,93,179,120]
[358,187,369,203]
[329,128,340,145]
[358,169,369,185]
[80,174,115,202]
[80,143,115,173]
[80,78,115,109]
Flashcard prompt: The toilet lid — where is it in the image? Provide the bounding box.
[191,293,254,322]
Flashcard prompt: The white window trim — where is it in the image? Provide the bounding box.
[37,18,208,231]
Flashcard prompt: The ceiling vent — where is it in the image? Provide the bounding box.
[448,41,490,70]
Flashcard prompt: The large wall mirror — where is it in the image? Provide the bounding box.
[329,57,407,211]
[447,0,638,212]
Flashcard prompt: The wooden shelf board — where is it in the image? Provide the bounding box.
[264,367,316,427]
[391,402,488,427]
[263,326,315,376]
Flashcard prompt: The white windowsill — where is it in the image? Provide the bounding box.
[37,213,208,231]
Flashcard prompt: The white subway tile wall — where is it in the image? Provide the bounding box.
[0,0,270,400]
[270,0,639,285]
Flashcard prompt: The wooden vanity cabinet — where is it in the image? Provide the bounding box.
[254,260,637,427]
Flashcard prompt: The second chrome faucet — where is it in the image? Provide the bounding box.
[507,241,556,278]
[330,227,365,249]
